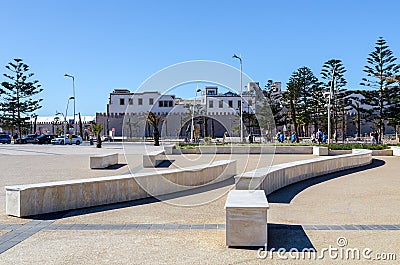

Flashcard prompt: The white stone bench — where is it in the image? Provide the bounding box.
[6,160,236,217]
[235,149,372,193]
[162,144,176,155]
[391,146,400,156]
[142,150,166,168]
[313,146,328,156]
[90,153,118,169]
[225,190,269,247]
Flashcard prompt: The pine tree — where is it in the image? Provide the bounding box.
[360,37,399,141]
[0,59,43,137]
[287,67,318,137]
[321,59,348,141]
[282,74,301,141]
[263,79,284,126]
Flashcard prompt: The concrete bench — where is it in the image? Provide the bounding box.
[6,160,237,217]
[163,144,176,155]
[235,149,372,192]
[225,190,269,247]
[142,150,166,167]
[313,146,328,156]
[391,146,400,156]
[90,153,118,169]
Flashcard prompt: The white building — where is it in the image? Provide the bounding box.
[107,89,176,115]
[98,83,265,138]
[201,86,256,115]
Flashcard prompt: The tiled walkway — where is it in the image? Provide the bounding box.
[0,221,399,254]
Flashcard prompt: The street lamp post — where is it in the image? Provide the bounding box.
[64,74,76,135]
[56,96,74,145]
[232,54,243,142]
[191,88,202,143]
[328,68,335,145]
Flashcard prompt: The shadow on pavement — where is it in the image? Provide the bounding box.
[155,160,174,168]
[268,158,385,204]
[229,224,314,251]
[95,163,127,170]
[268,224,315,251]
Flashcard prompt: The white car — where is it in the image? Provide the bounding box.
[51,135,82,145]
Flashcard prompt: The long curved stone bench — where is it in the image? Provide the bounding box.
[6,160,236,217]
[235,149,372,192]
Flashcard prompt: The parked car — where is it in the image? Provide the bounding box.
[0,134,11,144]
[15,134,38,144]
[51,134,82,145]
[35,134,57,144]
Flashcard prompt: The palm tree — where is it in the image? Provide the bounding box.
[146,112,161,146]
[92,123,103,148]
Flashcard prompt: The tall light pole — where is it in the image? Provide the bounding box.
[328,68,335,145]
[64,74,76,135]
[232,54,243,142]
[56,96,74,145]
[191,88,202,143]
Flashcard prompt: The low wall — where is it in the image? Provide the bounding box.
[235,149,372,193]
[371,149,393,156]
[196,145,312,154]
[6,160,237,217]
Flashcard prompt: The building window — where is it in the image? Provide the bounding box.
[228,100,233,108]
[209,100,214,108]
[129,98,133,105]
[219,100,223,108]
[120,98,125,105]
[138,98,143,105]
[237,100,241,110]
[159,101,163,107]
[149,98,154,105]
[168,101,173,107]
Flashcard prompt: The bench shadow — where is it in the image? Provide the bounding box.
[27,177,235,220]
[268,158,385,204]
[95,163,127,170]
[155,160,174,168]
[268,224,315,251]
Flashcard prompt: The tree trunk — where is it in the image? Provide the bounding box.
[79,113,83,137]
[153,129,160,146]
[289,98,299,143]
[96,134,102,148]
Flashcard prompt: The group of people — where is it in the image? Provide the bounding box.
[276,129,328,144]
[311,129,327,144]
[370,131,380,144]
[276,130,298,143]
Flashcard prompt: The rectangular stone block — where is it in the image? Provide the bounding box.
[391,146,400,156]
[142,150,166,167]
[225,190,269,247]
[313,146,328,156]
[90,153,118,169]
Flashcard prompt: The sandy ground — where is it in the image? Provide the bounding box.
[0,143,398,264]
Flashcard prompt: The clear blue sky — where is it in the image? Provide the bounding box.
[1,0,400,116]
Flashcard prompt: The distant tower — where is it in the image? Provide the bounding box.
[247,82,260,92]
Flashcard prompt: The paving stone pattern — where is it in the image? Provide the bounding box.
[1,222,399,254]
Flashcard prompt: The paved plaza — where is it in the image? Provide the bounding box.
[0,143,398,264]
